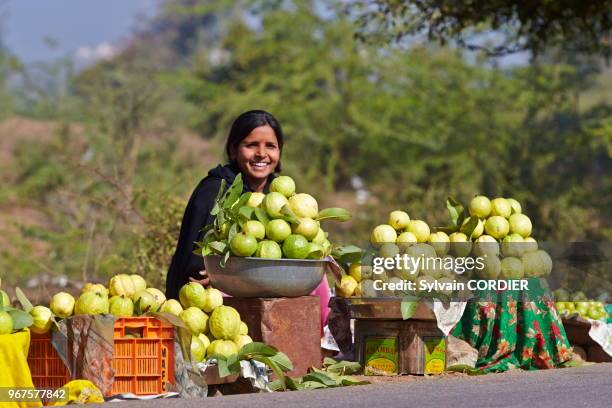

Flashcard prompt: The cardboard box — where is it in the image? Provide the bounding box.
[355,318,446,375]
[225,296,321,377]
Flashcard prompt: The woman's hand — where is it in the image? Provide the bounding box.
[189,270,210,287]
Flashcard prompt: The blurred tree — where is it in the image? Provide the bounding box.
[0,22,18,118]
[344,0,612,59]
[175,0,610,241]
[2,0,610,291]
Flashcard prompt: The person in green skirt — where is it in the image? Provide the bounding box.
[452,278,574,372]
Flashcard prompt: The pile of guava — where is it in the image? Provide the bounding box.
[553,289,609,321]
[339,196,554,299]
[199,174,351,261]
[178,281,251,362]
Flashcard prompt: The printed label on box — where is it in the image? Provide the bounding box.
[423,336,446,375]
[364,336,398,375]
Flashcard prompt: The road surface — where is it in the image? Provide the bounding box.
[98,363,612,407]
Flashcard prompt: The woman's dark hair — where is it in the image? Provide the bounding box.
[225,110,284,172]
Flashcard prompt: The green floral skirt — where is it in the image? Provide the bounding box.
[452,279,573,372]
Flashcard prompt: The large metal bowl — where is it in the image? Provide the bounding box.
[203,255,328,298]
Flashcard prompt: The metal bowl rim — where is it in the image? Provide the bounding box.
[204,254,328,264]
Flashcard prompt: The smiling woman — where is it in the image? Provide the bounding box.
[165,110,284,299]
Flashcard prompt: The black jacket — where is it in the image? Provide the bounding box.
[165,164,275,299]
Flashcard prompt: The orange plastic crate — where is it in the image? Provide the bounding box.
[28,331,71,395]
[111,317,175,396]
[28,317,175,398]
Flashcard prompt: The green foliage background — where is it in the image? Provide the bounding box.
[0,0,609,299]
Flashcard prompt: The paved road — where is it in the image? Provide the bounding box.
[99,363,612,408]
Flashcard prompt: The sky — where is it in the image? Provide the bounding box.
[1,0,528,67]
[2,0,161,64]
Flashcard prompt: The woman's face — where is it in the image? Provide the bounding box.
[233,125,280,182]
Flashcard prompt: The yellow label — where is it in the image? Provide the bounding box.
[365,357,397,375]
[425,358,445,374]
[364,337,398,375]
[423,336,446,375]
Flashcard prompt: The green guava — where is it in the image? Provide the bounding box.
[469,195,491,218]
[75,291,110,315]
[180,307,209,335]
[500,257,525,279]
[109,295,134,317]
[50,292,75,319]
[30,305,53,334]
[370,224,397,246]
[242,220,266,240]
[388,210,410,230]
[292,218,319,240]
[230,232,258,257]
[0,311,13,335]
[263,192,289,218]
[265,219,291,243]
[406,220,430,243]
[202,287,224,313]
[269,176,296,197]
[255,240,283,259]
[509,214,532,238]
[209,306,241,340]
[160,299,183,316]
[490,198,512,218]
[288,193,318,218]
[179,282,208,309]
[109,274,136,297]
[484,216,510,239]
[428,231,450,257]
[282,234,310,259]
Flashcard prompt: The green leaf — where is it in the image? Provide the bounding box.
[315,207,352,222]
[459,215,480,239]
[238,206,255,223]
[216,356,231,377]
[446,364,486,376]
[300,381,328,389]
[307,246,323,259]
[339,377,370,386]
[210,180,227,216]
[268,351,293,372]
[323,357,337,366]
[227,222,239,244]
[254,208,270,225]
[446,197,464,226]
[227,353,240,374]
[255,356,286,387]
[216,211,226,229]
[326,360,362,375]
[302,372,337,387]
[433,225,459,234]
[280,205,299,224]
[233,192,251,211]
[222,175,244,210]
[7,308,33,330]
[284,376,300,391]
[323,357,338,367]
[268,379,284,391]
[239,342,279,359]
[331,245,363,265]
[221,251,231,267]
[15,288,33,313]
[401,298,418,320]
[207,240,228,255]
